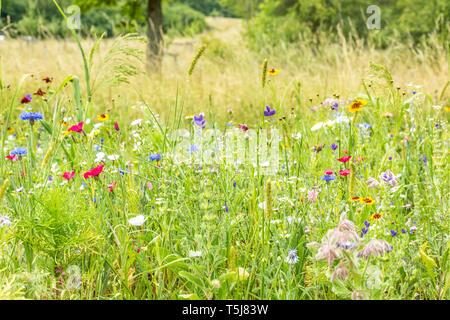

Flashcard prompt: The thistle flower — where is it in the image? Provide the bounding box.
[284,249,299,264]
[357,239,393,259]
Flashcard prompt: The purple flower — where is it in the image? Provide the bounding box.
[193,114,206,128]
[264,106,276,117]
[401,228,406,233]
[422,156,427,165]
[149,154,161,161]
[233,182,236,188]
[331,102,339,111]
[330,143,338,151]
[390,230,398,237]
[364,221,370,228]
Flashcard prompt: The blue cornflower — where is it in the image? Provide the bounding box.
[321,174,335,182]
[193,114,206,129]
[263,105,276,117]
[149,154,161,161]
[330,143,338,151]
[20,111,43,125]
[10,147,27,157]
[412,91,417,94]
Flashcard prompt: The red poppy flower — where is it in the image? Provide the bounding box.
[339,169,351,176]
[114,122,120,131]
[337,156,352,163]
[107,182,117,192]
[83,164,104,179]
[324,169,333,175]
[68,122,84,133]
[62,171,75,180]
[34,88,46,96]
[5,155,17,161]
[43,77,52,83]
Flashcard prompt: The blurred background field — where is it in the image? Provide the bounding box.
[0,0,448,126]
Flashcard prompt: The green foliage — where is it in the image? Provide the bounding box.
[163,3,207,37]
[246,0,450,49]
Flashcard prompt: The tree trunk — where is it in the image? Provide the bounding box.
[146,0,163,73]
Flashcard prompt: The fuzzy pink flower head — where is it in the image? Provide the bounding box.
[365,177,381,189]
[331,261,350,282]
[307,189,318,202]
[358,239,393,259]
[315,244,342,266]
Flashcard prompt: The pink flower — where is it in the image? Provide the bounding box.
[5,155,17,161]
[62,171,75,180]
[357,239,393,259]
[307,189,318,202]
[324,169,333,175]
[147,182,153,189]
[68,122,84,133]
[114,122,120,131]
[339,169,351,176]
[83,164,104,179]
[337,156,352,163]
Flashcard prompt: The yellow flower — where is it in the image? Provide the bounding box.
[267,68,280,75]
[360,197,375,205]
[445,106,450,112]
[7,127,14,133]
[348,196,361,202]
[371,212,382,220]
[97,114,109,122]
[346,99,367,112]
[185,114,195,120]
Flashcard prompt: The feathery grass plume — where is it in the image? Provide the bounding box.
[41,142,54,169]
[264,178,272,218]
[0,179,9,206]
[188,45,206,76]
[261,59,268,88]
[90,33,147,95]
[368,61,393,87]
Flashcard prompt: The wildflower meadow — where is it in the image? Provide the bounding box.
[0,0,449,302]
